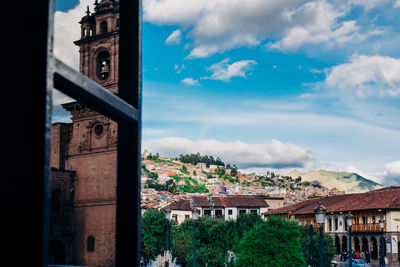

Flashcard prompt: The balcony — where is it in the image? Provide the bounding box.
[351,223,384,232]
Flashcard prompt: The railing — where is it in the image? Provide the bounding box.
[351,223,383,232]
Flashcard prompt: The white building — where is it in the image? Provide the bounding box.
[166,195,270,224]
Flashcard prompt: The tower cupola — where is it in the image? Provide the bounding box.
[79,6,95,38]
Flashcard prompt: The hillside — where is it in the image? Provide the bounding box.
[286,169,382,193]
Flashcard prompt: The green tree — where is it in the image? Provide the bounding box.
[298,225,336,267]
[170,219,194,267]
[235,213,263,240]
[230,165,238,176]
[141,209,167,264]
[235,216,306,267]
[171,217,235,267]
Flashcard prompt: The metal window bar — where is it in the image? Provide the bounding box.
[6,0,142,266]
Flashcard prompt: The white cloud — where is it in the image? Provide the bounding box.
[174,63,185,74]
[181,77,199,86]
[270,1,384,51]
[380,160,400,185]
[143,0,385,57]
[395,0,400,7]
[324,54,400,97]
[165,29,182,45]
[143,137,313,168]
[349,0,391,11]
[54,0,92,70]
[204,58,257,82]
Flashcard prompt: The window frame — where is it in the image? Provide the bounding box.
[7,0,142,266]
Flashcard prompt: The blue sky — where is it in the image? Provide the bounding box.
[54,0,400,185]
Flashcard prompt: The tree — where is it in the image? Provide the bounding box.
[171,216,235,267]
[298,225,336,267]
[235,213,263,240]
[230,165,238,176]
[234,216,306,267]
[170,219,194,267]
[141,209,167,264]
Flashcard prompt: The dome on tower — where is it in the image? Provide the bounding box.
[79,6,95,24]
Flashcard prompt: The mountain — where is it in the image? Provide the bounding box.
[286,169,383,193]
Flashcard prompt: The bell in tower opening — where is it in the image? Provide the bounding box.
[96,50,110,80]
[74,0,119,93]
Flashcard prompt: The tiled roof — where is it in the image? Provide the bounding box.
[166,199,192,211]
[264,186,400,216]
[166,195,269,211]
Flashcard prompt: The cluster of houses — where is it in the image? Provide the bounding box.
[158,186,399,266]
[141,156,344,208]
[141,156,400,265]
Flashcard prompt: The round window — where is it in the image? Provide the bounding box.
[94,124,104,137]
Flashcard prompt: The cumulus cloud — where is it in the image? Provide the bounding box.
[181,77,199,86]
[349,0,391,11]
[54,0,92,69]
[341,161,400,186]
[143,0,384,57]
[165,29,182,45]
[203,58,257,82]
[379,160,400,185]
[143,137,313,168]
[324,54,400,97]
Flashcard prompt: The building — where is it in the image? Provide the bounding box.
[166,195,269,224]
[49,1,120,266]
[263,186,400,265]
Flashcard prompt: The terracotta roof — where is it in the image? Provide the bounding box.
[264,186,400,216]
[166,195,269,211]
[166,199,192,211]
[157,191,172,194]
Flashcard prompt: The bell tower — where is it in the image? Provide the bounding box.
[61,1,120,266]
[74,0,120,94]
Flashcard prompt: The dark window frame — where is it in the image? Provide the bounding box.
[87,236,95,252]
[6,1,142,266]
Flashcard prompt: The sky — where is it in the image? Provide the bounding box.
[54,0,400,185]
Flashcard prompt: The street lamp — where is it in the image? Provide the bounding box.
[192,208,199,267]
[345,213,354,267]
[314,203,326,267]
[379,219,386,267]
[165,208,171,267]
[308,222,313,267]
[207,196,214,217]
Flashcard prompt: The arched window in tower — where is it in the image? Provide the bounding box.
[87,236,95,252]
[100,21,108,34]
[96,50,110,80]
[81,27,87,38]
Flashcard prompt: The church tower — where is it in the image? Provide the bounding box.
[74,0,120,93]
[62,1,120,266]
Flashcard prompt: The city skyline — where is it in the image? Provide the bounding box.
[53,0,400,185]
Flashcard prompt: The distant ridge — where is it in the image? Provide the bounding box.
[286,169,382,193]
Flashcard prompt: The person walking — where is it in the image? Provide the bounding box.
[356,250,360,259]
[365,251,370,263]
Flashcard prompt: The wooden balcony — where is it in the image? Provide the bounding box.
[351,223,384,232]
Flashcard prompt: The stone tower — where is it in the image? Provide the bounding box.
[62,1,120,266]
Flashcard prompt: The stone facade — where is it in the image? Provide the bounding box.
[50,1,120,266]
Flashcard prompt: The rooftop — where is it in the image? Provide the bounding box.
[264,186,400,216]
